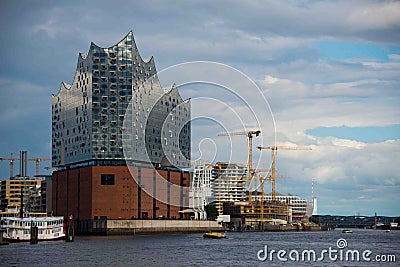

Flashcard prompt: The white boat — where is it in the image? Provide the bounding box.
[1,216,66,242]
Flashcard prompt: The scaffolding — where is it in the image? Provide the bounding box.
[223,201,292,224]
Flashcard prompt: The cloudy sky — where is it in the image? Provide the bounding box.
[0,0,399,216]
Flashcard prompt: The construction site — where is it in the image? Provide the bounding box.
[190,130,318,231]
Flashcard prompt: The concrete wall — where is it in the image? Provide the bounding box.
[106,220,223,234]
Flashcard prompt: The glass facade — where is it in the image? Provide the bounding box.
[52,32,190,168]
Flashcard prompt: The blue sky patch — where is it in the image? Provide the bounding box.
[306,124,400,143]
[314,41,393,61]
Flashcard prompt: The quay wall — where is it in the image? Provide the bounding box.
[105,220,223,235]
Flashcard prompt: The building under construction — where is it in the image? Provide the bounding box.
[190,161,293,225]
[223,200,292,223]
[253,192,312,221]
[213,130,312,227]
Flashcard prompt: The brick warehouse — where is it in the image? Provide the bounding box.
[52,166,190,220]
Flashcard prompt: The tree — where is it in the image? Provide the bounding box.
[309,216,320,224]
[205,204,218,220]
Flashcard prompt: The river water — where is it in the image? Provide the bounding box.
[1,229,399,266]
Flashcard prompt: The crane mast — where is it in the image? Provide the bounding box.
[0,152,51,178]
[257,145,311,201]
[218,130,261,202]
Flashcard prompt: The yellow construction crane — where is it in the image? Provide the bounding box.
[29,158,52,176]
[218,130,261,202]
[0,153,51,177]
[257,146,311,202]
[0,152,16,178]
[258,174,266,219]
[252,168,270,200]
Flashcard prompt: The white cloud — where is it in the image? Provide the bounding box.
[330,138,366,149]
[388,54,400,61]
[347,1,400,31]
[263,75,279,84]
[281,137,400,186]
[33,16,59,37]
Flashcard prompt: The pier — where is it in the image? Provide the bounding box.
[73,219,224,235]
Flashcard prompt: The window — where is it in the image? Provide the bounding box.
[101,174,115,185]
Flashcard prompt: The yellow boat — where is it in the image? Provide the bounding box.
[203,232,226,239]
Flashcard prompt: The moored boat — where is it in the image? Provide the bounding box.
[203,232,226,239]
[342,229,353,234]
[0,229,9,245]
[1,216,66,242]
[389,222,398,230]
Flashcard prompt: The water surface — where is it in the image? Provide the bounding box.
[1,229,399,266]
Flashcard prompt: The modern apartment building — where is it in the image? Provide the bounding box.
[189,162,247,217]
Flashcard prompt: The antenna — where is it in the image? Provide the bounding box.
[311,177,318,215]
[312,176,314,200]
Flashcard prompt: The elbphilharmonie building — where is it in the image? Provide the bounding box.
[51,32,191,222]
[52,31,190,169]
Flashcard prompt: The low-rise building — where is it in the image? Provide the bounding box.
[0,178,42,212]
[255,192,311,221]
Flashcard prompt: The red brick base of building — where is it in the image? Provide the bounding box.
[52,165,190,221]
